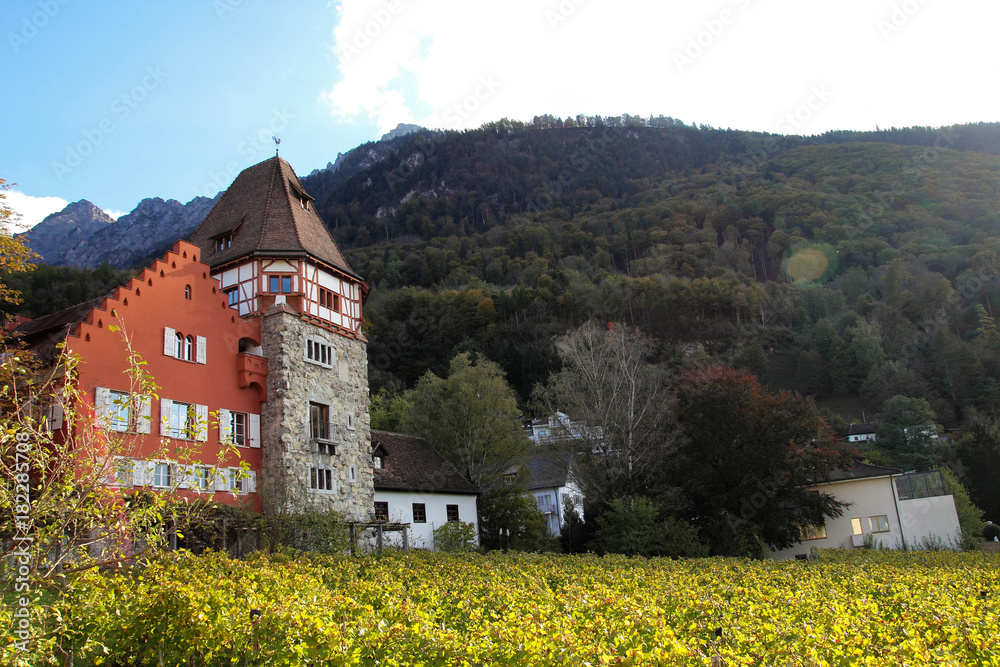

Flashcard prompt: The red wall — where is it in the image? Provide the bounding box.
[66,240,264,509]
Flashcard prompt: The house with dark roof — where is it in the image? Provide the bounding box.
[523,451,584,536]
[843,423,877,444]
[771,461,961,559]
[13,156,376,521]
[370,430,479,549]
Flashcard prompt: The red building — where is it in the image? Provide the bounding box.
[16,156,374,519]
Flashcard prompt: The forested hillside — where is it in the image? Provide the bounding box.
[294,119,1000,431]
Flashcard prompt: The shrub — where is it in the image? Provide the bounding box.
[433,520,478,552]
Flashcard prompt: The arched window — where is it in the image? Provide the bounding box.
[174,332,184,358]
[184,335,194,361]
[184,285,192,300]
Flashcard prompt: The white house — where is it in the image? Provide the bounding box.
[843,423,877,444]
[524,451,585,537]
[526,412,604,453]
[772,462,962,559]
[370,430,479,550]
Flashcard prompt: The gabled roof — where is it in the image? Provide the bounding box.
[371,430,479,495]
[525,451,573,491]
[825,461,902,483]
[188,156,363,282]
[12,296,107,361]
[844,423,876,436]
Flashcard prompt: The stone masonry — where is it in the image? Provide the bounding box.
[259,303,373,521]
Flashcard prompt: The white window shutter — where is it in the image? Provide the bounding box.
[249,413,261,448]
[218,409,231,443]
[160,398,173,437]
[137,395,152,434]
[95,387,111,423]
[164,327,176,357]
[247,470,257,493]
[214,468,228,492]
[131,460,145,486]
[48,401,64,430]
[196,336,207,364]
[195,404,209,442]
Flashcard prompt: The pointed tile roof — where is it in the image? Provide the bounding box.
[189,156,363,282]
[370,430,480,495]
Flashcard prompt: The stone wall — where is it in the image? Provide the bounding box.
[260,303,373,521]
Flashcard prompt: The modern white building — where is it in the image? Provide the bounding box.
[370,430,479,550]
[772,463,962,559]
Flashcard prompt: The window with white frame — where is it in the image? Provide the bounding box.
[219,409,260,448]
[310,466,336,493]
[164,327,206,364]
[152,462,172,489]
[305,336,334,367]
[112,457,133,486]
[161,399,208,441]
[190,465,211,492]
[95,388,151,434]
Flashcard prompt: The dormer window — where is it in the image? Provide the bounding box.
[372,442,388,469]
[214,234,233,252]
[300,196,308,210]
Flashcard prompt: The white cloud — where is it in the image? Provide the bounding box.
[103,209,127,221]
[4,191,69,230]
[321,0,1000,138]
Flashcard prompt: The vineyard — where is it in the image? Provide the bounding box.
[4,549,999,666]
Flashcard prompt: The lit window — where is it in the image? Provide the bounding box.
[446,505,460,522]
[374,501,389,522]
[799,525,828,541]
[852,515,890,535]
[412,503,426,523]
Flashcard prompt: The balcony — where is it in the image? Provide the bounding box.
[236,353,268,400]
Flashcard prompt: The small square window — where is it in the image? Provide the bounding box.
[374,501,389,522]
[446,504,459,523]
[412,503,426,523]
[310,466,335,492]
[268,275,293,294]
[372,455,383,469]
[226,288,238,306]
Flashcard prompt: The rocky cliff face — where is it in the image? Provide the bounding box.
[20,194,220,269]
[18,200,115,266]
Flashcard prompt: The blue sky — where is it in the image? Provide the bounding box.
[4,0,1000,228]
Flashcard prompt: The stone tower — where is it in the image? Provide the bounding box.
[189,156,372,520]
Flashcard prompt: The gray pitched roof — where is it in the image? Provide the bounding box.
[371,430,479,495]
[525,451,573,491]
[188,156,364,283]
[844,423,876,436]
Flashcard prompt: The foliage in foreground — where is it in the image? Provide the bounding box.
[4,549,999,666]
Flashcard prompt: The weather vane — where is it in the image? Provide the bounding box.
[272,136,281,156]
